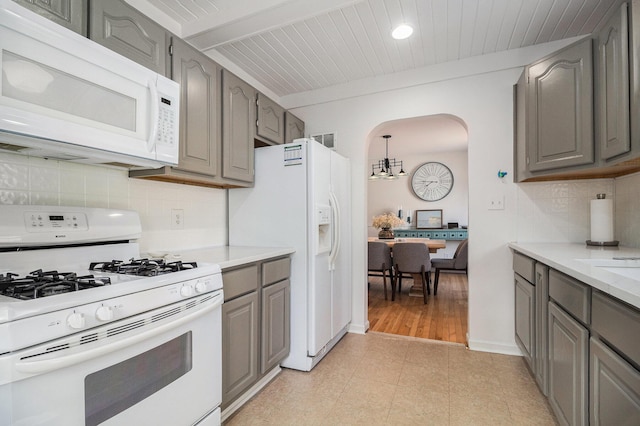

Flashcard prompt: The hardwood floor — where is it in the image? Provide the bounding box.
[367,271,468,345]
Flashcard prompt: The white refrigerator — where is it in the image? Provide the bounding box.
[228,139,351,371]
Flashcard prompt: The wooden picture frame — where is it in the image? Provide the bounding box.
[416,209,443,229]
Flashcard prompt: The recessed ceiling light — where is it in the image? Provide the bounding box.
[392,24,413,40]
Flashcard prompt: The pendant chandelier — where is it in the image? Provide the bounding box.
[369,134,406,180]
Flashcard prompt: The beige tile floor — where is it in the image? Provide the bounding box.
[224,332,558,425]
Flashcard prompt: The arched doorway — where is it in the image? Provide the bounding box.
[366,114,469,345]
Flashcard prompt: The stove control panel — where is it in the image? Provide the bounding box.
[25,211,89,232]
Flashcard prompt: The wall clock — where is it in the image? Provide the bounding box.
[411,162,454,201]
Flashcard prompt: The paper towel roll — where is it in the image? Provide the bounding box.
[590,198,614,242]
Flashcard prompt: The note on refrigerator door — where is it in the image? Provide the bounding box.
[284,144,303,166]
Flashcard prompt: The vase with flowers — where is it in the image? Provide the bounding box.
[372,212,404,239]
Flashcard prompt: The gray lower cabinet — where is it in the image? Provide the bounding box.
[256,93,285,145]
[222,70,255,183]
[222,291,259,408]
[12,0,87,35]
[548,301,589,426]
[261,279,290,373]
[590,337,640,425]
[515,274,535,371]
[89,0,169,75]
[221,256,291,410]
[526,37,594,173]
[535,263,549,396]
[284,111,305,144]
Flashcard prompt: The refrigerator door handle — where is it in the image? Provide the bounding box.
[328,191,340,271]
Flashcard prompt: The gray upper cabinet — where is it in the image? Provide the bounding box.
[256,93,285,145]
[171,37,220,177]
[13,0,87,35]
[222,70,255,183]
[596,2,630,162]
[89,0,169,76]
[526,37,594,172]
[285,111,305,144]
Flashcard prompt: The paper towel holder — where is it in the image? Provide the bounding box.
[586,193,619,247]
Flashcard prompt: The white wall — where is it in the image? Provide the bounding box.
[0,152,228,253]
[367,150,469,237]
[290,67,522,351]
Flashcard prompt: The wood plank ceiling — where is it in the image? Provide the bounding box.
[133,0,623,98]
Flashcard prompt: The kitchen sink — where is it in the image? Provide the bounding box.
[575,258,640,281]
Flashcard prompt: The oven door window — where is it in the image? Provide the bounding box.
[85,332,192,426]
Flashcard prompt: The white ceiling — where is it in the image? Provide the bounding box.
[129,0,623,100]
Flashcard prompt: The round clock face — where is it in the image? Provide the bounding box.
[411,162,454,201]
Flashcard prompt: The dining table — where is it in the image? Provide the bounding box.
[367,237,446,253]
[367,237,446,297]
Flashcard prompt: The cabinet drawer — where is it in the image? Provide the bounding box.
[592,290,640,367]
[549,269,590,324]
[262,257,291,287]
[513,252,536,283]
[222,264,259,301]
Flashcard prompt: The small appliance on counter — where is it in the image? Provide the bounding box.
[0,205,223,425]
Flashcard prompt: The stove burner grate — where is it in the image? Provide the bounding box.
[0,270,111,300]
[89,258,198,276]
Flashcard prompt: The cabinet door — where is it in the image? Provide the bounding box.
[527,38,594,172]
[596,2,630,161]
[535,263,550,396]
[171,38,220,177]
[222,292,259,408]
[257,94,285,145]
[515,274,535,372]
[13,0,87,35]
[590,337,640,425]
[89,0,168,75]
[548,301,589,426]
[261,279,290,374]
[222,71,255,183]
[285,111,305,144]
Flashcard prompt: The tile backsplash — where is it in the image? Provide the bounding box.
[0,153,227,253]
[516,173,640,248]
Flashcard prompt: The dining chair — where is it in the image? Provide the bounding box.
[368,241,395,300]
[431,239,468,295]
[392,242,431,304]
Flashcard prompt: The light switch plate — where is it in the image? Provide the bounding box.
[171,209,184,229]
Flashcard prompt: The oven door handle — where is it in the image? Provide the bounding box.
[15,293,223,375]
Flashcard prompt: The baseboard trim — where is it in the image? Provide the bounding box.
[221,366,281,423]
[467,338,522,356]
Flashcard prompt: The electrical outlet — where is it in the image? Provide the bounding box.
[488,196,505,210]
[171,209,184,229]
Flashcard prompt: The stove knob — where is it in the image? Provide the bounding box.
[96,305,114,321]
[195,281,207,293]
[180,285,193,297]
[67,312,85,329]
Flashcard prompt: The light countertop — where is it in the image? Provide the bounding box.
[508,242,640,309]
[145,246,295,270]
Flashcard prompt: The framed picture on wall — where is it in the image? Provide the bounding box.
[416,209,443,229]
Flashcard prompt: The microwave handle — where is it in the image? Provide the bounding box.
[147,79,160,152]
[15,292,223,375]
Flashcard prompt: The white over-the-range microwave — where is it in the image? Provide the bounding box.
[0,0,180,168]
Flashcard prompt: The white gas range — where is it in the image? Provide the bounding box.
[0,205,223,426]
